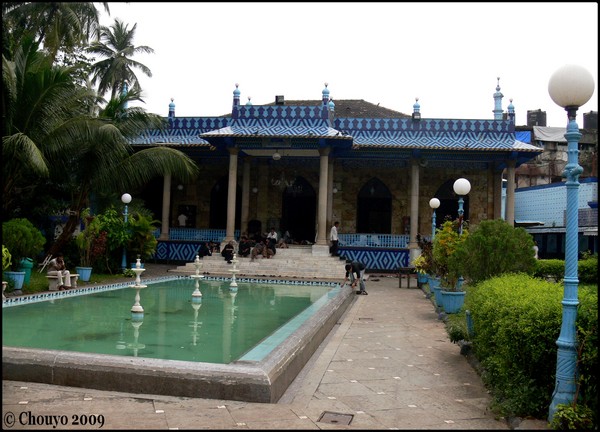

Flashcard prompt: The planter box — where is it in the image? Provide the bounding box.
[75,266,93,282]
[439,290,466,314]
[4,271,25,290]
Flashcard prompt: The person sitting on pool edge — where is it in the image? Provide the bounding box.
[343,259,368,295]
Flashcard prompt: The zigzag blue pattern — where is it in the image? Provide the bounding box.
[338,248,410,270]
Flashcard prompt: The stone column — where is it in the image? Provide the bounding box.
[505,159,516,227]
[159,174,171,240]
[327,158,334,229]
[313,147,330,255]
[409,158,420,263]
[225,148,239,242]
[241,157,251,235]
[493,170,503,219]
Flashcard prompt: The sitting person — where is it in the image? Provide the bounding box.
[221,241,235,263]
[238,235,253,257]
[208,241,220,253]
[277,237,289,248]
[197,242,211,258]
[251,239,274,260]
[46,252,72,290]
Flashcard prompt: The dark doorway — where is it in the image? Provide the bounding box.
[433,179,470,228]
[209,176,241,229]
[357,178,392,233]
[281,177,316,244]
[138,176,163,220]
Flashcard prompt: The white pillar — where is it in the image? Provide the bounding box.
[327,158,334,229]
[241,157,251,235]
[313,147,331,255]
[225,148,239,242]
[409,158,420,262]
[159,174,171,240]
[505,159,516,227]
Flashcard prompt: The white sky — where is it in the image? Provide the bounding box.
[99,2,598,127]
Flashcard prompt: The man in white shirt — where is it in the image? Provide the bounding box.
[330,221,340,256]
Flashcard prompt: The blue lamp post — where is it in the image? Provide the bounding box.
[121,193,132,270]
[453,178,470,290]
[547,64,595,421]
[429,197,440,240]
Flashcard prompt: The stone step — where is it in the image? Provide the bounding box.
[172,248,347,280]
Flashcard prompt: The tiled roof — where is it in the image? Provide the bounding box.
[262,99,411,119]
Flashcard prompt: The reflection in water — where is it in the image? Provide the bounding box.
[2,278,333,364]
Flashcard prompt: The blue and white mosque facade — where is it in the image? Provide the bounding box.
[131,81,543,268]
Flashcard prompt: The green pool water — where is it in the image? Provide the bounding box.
[2,278,332,364]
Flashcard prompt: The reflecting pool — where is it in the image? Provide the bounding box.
[2,278,333,364]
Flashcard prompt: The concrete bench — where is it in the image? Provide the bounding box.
[46,274,80,291]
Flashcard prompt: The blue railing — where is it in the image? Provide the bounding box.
[338,234,409,249]
[152,228,240,242]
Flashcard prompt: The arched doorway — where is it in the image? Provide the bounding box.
[433,179,470,228]
[209,176,241,229]
[357,178,392,233]
[281,177,316,244]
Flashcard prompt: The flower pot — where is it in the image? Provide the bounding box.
[17,257,34,285]
[439,290,466,314]
[431,286,443,306]
[4,271,25,290]
[417,273,428,284]
[76,266,93,282]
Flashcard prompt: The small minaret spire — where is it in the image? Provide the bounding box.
[493,77,504,120]
[168,98,175,126]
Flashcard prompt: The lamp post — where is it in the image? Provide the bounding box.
[453,178,471,290]
[429,198,440,240]
[547,64,595,421]
[121,193,132,270]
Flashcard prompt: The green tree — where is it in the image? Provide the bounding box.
[87,18,154,100]
[451,219,537,284]
[2,2,110,63]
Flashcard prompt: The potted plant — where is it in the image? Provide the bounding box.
[2,218,46,290]
[75,209,107,281]
[2,245,12,299]
[432,219,469,313]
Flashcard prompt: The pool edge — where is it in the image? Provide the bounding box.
[2,284,354,403]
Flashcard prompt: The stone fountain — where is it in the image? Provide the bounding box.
[130,258,147,316]
[190,296,202,346]
[190,255,204,298]
[229,253,239,291]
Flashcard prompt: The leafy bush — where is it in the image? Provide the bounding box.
[2,218,46,269]
[451,219,537,284]
[550,403,594,430]
[578,254,597,284]
[465,273,597,422]
[533,259,565,282]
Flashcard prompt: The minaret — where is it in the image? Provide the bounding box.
[232,83,241,120]
[246,96,253,107]
[328,98,335,126]
[168,98,175,126]
[322,83,330,119]
[507,98,515,123]
[493,77,504,120]
[412,97,421,120]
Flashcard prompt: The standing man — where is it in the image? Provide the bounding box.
[343,259,367,295]
[330,221,340,257]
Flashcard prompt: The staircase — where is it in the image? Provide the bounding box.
[170,245,347,281]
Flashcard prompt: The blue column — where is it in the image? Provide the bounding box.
[431,209,437,240]
[548,112,582,419]
[457,196,465,289]
[121,204,129,270]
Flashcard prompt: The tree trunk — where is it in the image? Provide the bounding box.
[48,213,81,257]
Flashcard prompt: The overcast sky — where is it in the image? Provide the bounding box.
[99,2,598,127]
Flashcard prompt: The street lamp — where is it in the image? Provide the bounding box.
[453,178,470,290]
[547,64,595,421]
[121,193,132,270]
[429,198,440,240]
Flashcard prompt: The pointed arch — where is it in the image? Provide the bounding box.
[357,178,392,233]
[281,176,316,243]
[210,176,241,229]
[433,179,470,227]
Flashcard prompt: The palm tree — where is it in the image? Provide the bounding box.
[2,36,99,218]
[2,2,110,63]
[3,37,199,255]
[87,18,154,100]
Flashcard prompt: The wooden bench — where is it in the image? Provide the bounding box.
[397,267,417,288]
[46,274,80,291]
